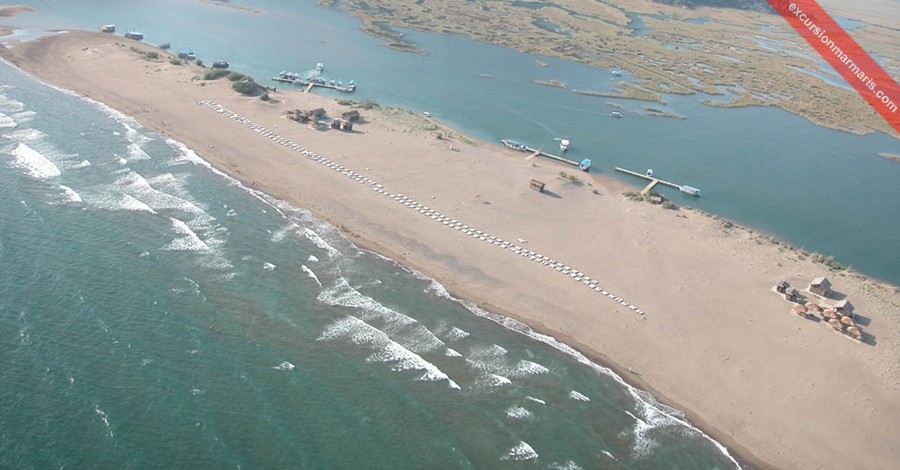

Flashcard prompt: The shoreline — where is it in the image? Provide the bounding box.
[2,32,898,470]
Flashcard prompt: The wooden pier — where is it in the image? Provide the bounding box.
[523,145,580,168]
[614,167,699,196]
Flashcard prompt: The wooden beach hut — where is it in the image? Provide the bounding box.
[529,178,545,193]
[833,299,854,317]
[809,277,832,297]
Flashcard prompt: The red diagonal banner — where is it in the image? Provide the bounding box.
[768,0,900,133]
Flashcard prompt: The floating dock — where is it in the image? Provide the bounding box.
[502,140,590,171]
[614,167,701,196]
[271,74,357,93]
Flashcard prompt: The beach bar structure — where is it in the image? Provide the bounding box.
[330,119,353,131]
[833,299,854,317]
[809,277,832,297]
[341,110,360,122]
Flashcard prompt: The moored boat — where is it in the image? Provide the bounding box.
[679,185,701,196]
[559,138,570,153]
[100,24,115,33]
[501,139,529,152]
[579,159,592,172]
[212,61,230,69]
[124,31,144,40]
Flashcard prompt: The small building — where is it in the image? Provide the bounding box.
[308,107,327,118]
[649,195,664,205]
[330,119,353,131]
[775,280,790,294]
[833,299,854,317]
[529,178,545,193]
[341,110,360,122]
[808,277,832,297]
[783,287,798,302]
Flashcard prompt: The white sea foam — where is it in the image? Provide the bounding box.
[272,361,295,371]
[444,348,462,358]
[308,255,319,262]
[422,275,742,467]
[550,460,584,469]
[482,374,512,387]
[69,159,91,169]
[502,441,538,461]
[301,265,323,288]
[164,217,210,251]
[58,185,83,203]
[9,142,61,179]
[505,405,531,420]
[303,228,340,258]
[94,406,114,438]
[318,277,417,326]
[112,171,205,214]
[2,128,45,142]
[120,194,156,213]
[263,262,277,271]
[271,222,299,243]
[525,396,546,405]
[12,109,36,123]
[0,113,15,128]
[512,360,549,377]
[445,326,470,342]
[319,316,459,389]
[126,142,151,161]
[0,93,24,113]
[569,390,590,402]
[601,450,618,461]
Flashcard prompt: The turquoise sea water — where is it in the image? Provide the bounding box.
[0,1,897,468]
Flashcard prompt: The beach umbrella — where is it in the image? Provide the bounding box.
[827,319,844,332]
[840,315,856,327]
[805,302,822,313]
[822,309,838,320]
[791,305,807,317]
[846,326,863,341]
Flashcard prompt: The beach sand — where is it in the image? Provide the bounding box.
[3,32,899,469]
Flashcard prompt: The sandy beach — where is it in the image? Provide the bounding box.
[2,32,899,469]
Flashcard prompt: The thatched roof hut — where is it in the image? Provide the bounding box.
[827,318,844,332]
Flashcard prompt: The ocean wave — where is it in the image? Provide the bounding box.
[12,109,36,123]
[164,217,210,251]
[0,112,16,128]
[112,171,205,215]
[9,142,61,179]
[511,360,549,377]
[126,142,150,161]
[2,128,45,142]
[272,361,295,371]
[502,441,538,461]
[421,275,741,467]
[57,185,83,203]
[301,265,323,288]
[0,92,24,113]
[303,227,340,258]
[319,316,459,389]
[569,390,590,402]
[550,460,584,469]
[505,405,531,420]
[445,326,470,342]
[444,348,462,357]
[318,277,417,327]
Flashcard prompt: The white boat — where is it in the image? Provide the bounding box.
[611,111,623,118]
[679,185,701,196]
[559,138,570,153]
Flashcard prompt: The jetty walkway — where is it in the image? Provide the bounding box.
[198,100,646,316]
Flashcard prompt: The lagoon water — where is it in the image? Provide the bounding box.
[0,1,897,468]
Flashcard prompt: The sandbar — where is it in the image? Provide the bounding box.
[2,32,898,469]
